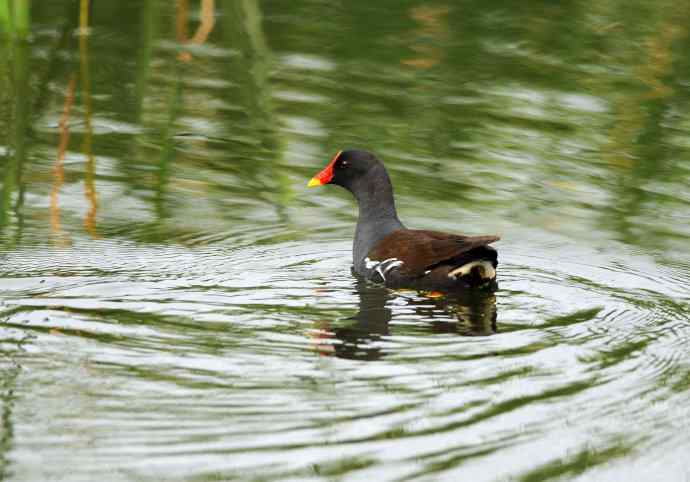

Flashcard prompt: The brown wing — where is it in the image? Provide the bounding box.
[367,229,500,277]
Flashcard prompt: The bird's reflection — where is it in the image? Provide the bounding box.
[312,282,498,360]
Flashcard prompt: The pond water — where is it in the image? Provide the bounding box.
[1,1,689,480]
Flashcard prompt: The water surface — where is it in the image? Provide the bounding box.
[1,1,689,480]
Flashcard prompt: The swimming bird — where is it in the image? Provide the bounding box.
[308,150,499,291]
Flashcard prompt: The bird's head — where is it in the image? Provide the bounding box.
[308,150,381,192]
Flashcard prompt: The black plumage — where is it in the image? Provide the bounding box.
[309,150,500,291]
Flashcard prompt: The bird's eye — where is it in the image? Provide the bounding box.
[341,161,349,167]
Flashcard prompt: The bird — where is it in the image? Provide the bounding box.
[308,149,500,292]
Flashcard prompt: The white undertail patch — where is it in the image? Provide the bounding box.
[448,260,496,280]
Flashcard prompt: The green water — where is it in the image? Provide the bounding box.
[1,1,689,480]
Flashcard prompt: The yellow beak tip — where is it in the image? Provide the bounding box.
[307,178,322,188]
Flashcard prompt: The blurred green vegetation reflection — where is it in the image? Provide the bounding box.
[0,0,687,249]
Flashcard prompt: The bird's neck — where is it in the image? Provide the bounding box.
[351,165,404,266]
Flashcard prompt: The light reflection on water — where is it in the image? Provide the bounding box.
[1,235,688,480]
[1,0,690,481]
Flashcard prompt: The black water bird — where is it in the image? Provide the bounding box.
[308,150,500,291]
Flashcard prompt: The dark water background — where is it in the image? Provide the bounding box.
[1,1,689,480]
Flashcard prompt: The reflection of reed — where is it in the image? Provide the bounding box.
[177,0,215,62]
[402,5,449,69]
[78,0,89,35]
[598,8,689,247]
[176,0,189,43]
[605,21,686,169]
[134,0,155,122]
[0,3,33,244]
[220,0,292,219]
[147,0,216,219]
[191,0,215,44]
[51,75,77,239]
[79,0,98,238]
[50,0,99,240]
[223,0,273,137]
[0,0,30,39]
[0,2,8,32]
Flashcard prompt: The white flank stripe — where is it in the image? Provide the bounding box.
[367,257,404,282]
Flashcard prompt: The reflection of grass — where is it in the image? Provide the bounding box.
[219,0,293,219]
[134,0,155,122]
[4,0,689,251]
[599,11,689,247]
[0,0,29,39]
[518,443,636,482]
[0,363,19,481]
[155,62,184,222]
[0,2,8,33]
[50,75,77,242]
[79,0,98,238]
[1,33,30,241]
[152,0,217,223]
[0,154,16,229]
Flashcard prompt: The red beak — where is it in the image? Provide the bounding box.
[308,151,342,187]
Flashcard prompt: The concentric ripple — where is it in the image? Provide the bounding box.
[1,234,689,481]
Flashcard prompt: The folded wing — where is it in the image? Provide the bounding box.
[368,229,500,277]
